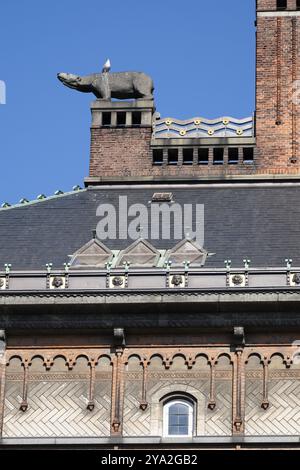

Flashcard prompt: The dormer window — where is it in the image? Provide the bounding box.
[166,238,208,267]
[116,238,161,267]
[152,192,173,203]
[68,238,113,269]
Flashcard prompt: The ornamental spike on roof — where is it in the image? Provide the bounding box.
[0,185,84,211]
[152,115,254,139]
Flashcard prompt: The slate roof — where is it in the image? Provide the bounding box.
[0,183,299,270]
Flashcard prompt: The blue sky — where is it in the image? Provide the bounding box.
[0,0,255,204]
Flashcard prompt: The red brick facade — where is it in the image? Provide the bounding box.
[87,0,300,182]
[88,124,258,181]
[257,0,299,11]
[89,128,153,179]
[256,0,300,174]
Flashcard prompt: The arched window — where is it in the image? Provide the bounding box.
[163,398,194,437]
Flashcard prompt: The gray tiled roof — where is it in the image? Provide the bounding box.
[0,184,299,270]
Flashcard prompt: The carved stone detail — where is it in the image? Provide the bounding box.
[291,273,300,286]
[49,276,66,289]
[58,70,154,101]
[110,276,125,288]
[170,274,185,288]
[52,277,64,288]
[230,274,245,287]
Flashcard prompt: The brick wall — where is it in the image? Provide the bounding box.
[257,0,277,11]
[89,131,255,180]
[257,1,299,11]
[256,4,300,174]
[87,1,300,182]
[89,127,153,178]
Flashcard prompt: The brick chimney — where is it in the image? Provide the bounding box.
[85,96,257,184]
[256,0,300,173]
[85,100,155,185]
[84,1,300,185]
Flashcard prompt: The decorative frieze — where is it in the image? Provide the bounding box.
[0,266,299,292]
[3,345,300,440]
[153,116,254,139]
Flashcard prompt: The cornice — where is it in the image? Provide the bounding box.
[0,288,300,303]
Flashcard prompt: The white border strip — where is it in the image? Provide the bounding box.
[88,182,300,190]
[257,11,300,17]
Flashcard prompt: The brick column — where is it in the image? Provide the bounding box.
[232,347,246,435]
[111,328,125,436]
[256,2,300,174]
[232,327,245,435]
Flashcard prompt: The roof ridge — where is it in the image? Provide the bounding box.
[0,186,86,211]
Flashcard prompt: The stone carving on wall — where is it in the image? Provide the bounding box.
[51,276,65,289]
[170,274,185,288]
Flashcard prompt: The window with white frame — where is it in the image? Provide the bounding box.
[163,398,194,437]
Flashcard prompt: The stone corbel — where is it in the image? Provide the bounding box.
[66,357,75,370]
[44,358,54,371]
[113,328,126,348]
[163,357,172,369]
[233,327,245,348]
[284,354,293,369]
[185,355,195,370]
